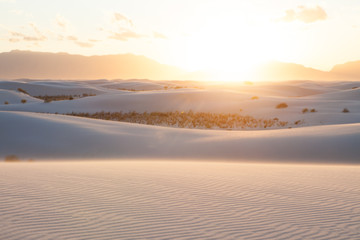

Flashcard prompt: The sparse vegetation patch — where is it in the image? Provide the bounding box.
[5,155,20,162]
[276,103,288,109]
[17,88,29,95]
[35,94,95,102]
[342,108,349,113]
[294,120,302,125]
[67,111,289,130]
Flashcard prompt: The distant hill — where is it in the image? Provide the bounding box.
[0,50,358,81]
[251,61,343,81]
[331,61,360,80]
[0,50,190,80]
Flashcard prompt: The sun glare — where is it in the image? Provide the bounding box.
[180,17,294,82]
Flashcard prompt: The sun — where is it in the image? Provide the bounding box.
[179,17,294,82]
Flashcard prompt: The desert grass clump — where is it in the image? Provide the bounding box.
[294,120,302,125]
[4,101,9,105]
[17,88,29,95]
[5,155,20,162]
[310,108,317,113]
[21,99,27,104]
[276,103,288,109]
[251,96,259,100]
[302,108,309,113]
[342,108,350,113]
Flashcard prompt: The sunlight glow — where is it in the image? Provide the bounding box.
[179,17,297,81]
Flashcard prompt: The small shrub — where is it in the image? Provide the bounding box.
[17,88,29,95]
[342,108,349,113]
[69,96,74,100]
[276,103,288,109]
[310,109,317,113]
[302,108,309,113]
[294,120,301,125]
[251,96,259,100]
[352,87,358,89]
[273,117,279,121]
[5,155,20,162]
[4,101,9,105]
[21,99,27,104]
[44,98,52,103]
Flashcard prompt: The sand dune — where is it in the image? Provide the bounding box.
[1,79,359,239]
[0,89,42,104]
[1,111,359,163]
[0,161,359,240]
[1,79,360,127]
[0,80,106,96]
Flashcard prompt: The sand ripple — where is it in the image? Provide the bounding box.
[0,161,359,239]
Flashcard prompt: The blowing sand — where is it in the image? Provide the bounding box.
[0,161,359,240]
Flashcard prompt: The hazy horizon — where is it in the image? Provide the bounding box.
[0,49,359,81]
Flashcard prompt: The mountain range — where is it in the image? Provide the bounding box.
[0,50,359,81]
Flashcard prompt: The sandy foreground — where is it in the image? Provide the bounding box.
[0,161,359,240]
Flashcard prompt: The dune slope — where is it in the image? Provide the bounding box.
[1,111,359,163]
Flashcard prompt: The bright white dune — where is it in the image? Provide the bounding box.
[99,80,166,91]
[1,110,359,163]
[0,80,107,96]
[1,79,360,240]
[1,79,360,128]
[0,89,42,104]
[0,161,359,239]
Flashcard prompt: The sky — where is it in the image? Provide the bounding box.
[1,0,360,77]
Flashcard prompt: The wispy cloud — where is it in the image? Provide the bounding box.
[56,14,68,30]
[62,35,95,48]
[67,35,77,41]
[113,12,133,27]
[153,31,167,39]
[277,5,327,23]
[109,30,144,41]
[74,41,94,48]
[8,23,47,43]
[105,12,147,41]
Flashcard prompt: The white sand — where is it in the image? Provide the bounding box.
[0,161,359,240]
[1,79,360,162]
[1,79,359,239]
[1,110,359,163]
[1,79,360,127]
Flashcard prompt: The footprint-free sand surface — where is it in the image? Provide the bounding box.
[1,161,359,239]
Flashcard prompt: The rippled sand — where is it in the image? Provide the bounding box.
[0,161,359,239]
